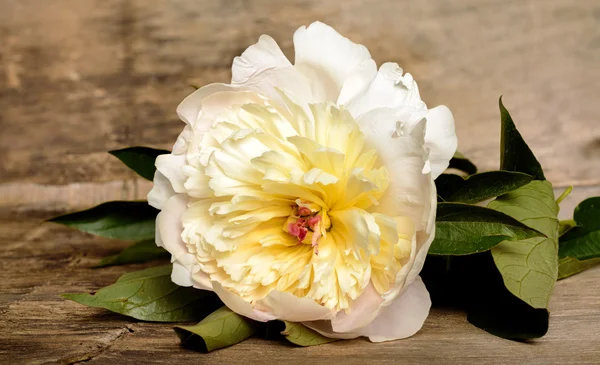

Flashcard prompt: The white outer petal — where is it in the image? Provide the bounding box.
[359,276,431,342]
[425,105,458,179]
[211,282,278,322]
[330,282,384,333]
[255,291,336,322]
[155,154,187,193]
[357,108,430,223]
[405,179,437,287]
[293,21,372,101]
[303,278,431,341]
[177,83,237,127]
[346,62,426,118]
[147,170,176,210]
[156,194,211,290]
[337,59,377,106]
[232,34,292,85]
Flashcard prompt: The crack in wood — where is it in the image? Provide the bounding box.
[56,325,135,365]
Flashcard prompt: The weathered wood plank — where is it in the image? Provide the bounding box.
[1,0,599,186]
[0,208,599,364]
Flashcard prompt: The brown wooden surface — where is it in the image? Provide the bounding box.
[1,0,599,364]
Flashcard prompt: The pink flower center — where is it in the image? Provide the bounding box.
[286,202,324,255]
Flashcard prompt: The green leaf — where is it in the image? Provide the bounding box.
[422,252,549,339]
[499,98,546,180]
[95,240,169,268]
[430,203,545,256]
[436,171,533,204]
[48,201,158,241]
[463,253,550,339]
[559,197,600,260]
[109,147,170,181]
[558,256,600,280]
[280,322,337,347]
[174,307,256,352]
[488,180,559,309]
[448,151,478,175]
[62,265,222,322]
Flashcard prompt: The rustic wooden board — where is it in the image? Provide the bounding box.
[1,0,599,188]
[1,0,600,364]
[1,208,600,365]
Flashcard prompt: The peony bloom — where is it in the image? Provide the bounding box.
[148,21,456,342]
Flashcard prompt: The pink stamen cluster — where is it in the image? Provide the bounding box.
[287,207,323,255]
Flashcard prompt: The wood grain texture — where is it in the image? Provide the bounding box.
[1,0,600,189]
[1,0,600,364]
[1,208,600,365]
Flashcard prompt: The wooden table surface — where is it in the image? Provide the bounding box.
[1,1,600,364]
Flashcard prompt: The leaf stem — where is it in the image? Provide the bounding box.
[556,186,573,205]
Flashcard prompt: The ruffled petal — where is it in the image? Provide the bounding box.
[255,291,336,322]
[425,105,457,179]
[232,35,292,85]
[211,282,278,322]
[293,21,373,101]
[359,276,431,342]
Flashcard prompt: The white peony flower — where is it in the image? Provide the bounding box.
[148,21,457,342]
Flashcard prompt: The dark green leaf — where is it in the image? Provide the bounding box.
[499,98,546,180]
[559,197,600,260]
[62,265,222,322]
[48,201,158,241]
[430,203,545,256]
[488,180,559,309]
[174,307,256,352]
[464,253,549,339]
[436,171,533,204]
[558,256,600,280]
[280,321,337,346]
[422,252,549,340]
[109,147,170,180]
[95,240,169,268]
[448,151,478,175]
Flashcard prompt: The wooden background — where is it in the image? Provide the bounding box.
[1,0,599,364]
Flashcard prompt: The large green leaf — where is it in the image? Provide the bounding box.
[488,181,559,309]
[95,240,169,268]
[436,171,533,204]
[430,203,545,256]
[422,253,549,339]
[448,151,478,175]
[62,265,222,322]
[558,197,600,260]
[280,322,337,347]
[109,147,170,180]
[174,307,256,352]
[462,253,549,339]
[499,98,545,180]
[48,201,158,241]
[558,256,600,280]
